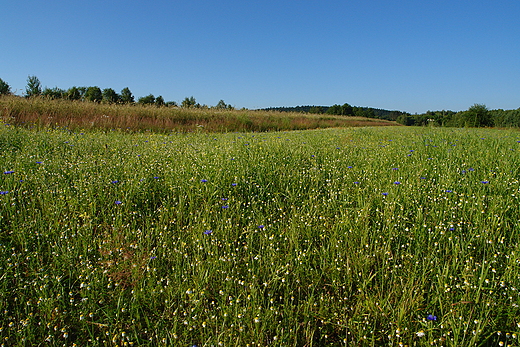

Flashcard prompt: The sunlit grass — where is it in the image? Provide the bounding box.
[0,95,396,133]
[0,125,519,346]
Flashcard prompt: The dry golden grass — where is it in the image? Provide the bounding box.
[0,95,398,132]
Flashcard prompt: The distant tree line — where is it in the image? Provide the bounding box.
[0,76,234,110]
[264,103,410,122]
[395,104,520,128]
[264,102,520,128]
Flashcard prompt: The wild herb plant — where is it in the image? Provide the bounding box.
[0,125,519,346]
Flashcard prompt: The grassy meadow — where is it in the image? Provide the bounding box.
[0,96,396,133]
[1,121,520,346]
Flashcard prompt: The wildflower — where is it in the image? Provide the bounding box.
[347,166,353,168]
[115,201,122,205]
[0,191,8,195]
[354,181,360,184]
[36,161,42,164]
[394,181,401,185]
[445,190,452,193]
[392,168,398,170]
[382,192,388,196]
[416,330,425,337]
[222,205,229,209]
[426,314,437,321]
[481,181,489,184]
[204,230,213,235]
[3,170,14,174]
[221,198,228,201]
[258,225,265,229]
[201,179,208,183]
[111,180,119,184]
[231,183,237,186]
[150,256,157,260]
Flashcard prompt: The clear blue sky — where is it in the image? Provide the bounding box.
[2,0,519,113]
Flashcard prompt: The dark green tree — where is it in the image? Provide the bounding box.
[182,96,196,108]
[65,86,82,100]
[25,75,42,97]
[102,88,120,104]
[42,86,65,99]
[341,103,353,116]
[138,94,155,105]
[84,86,103,103]
[309,106,324,114]
[155,95,165,107]
[326,104,342,115]
[120,87,134,104]
[215,100,228,109]
[464,103,492,127]
[0,78,11,95]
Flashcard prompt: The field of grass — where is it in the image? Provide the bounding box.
[0,96,397,133]
[1,123,520,346]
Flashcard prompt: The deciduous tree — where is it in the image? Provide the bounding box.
[84,86,102,103]
[120,87,134,104]
[0,78,11,95]
[25,75,42,97]
[138,94,155,105]
[102,88,120,104]
[182,96,196,108]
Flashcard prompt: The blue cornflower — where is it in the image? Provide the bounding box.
[150,256,157,260]
[204,230,213,235]
[111,180,119,184]
[382,192,388,196]
[445,190,452,193]
[258,225,265,229]
[392,168,398,170]
[201,179,208,183]
[481,181,489,184]
[115,200,122,205]
[154,176,159,179]
[347,166,353,169]
[354,181,360,184]
[231,183,237,186]
[426,314,437,321]
[0,191,8,195]
[394,181,401,185]
[36,161,42,164]
[221,198,228,201]
[4,171,14,174]
[222,205,229,209]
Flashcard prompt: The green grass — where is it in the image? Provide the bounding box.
[1,124,520,346]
